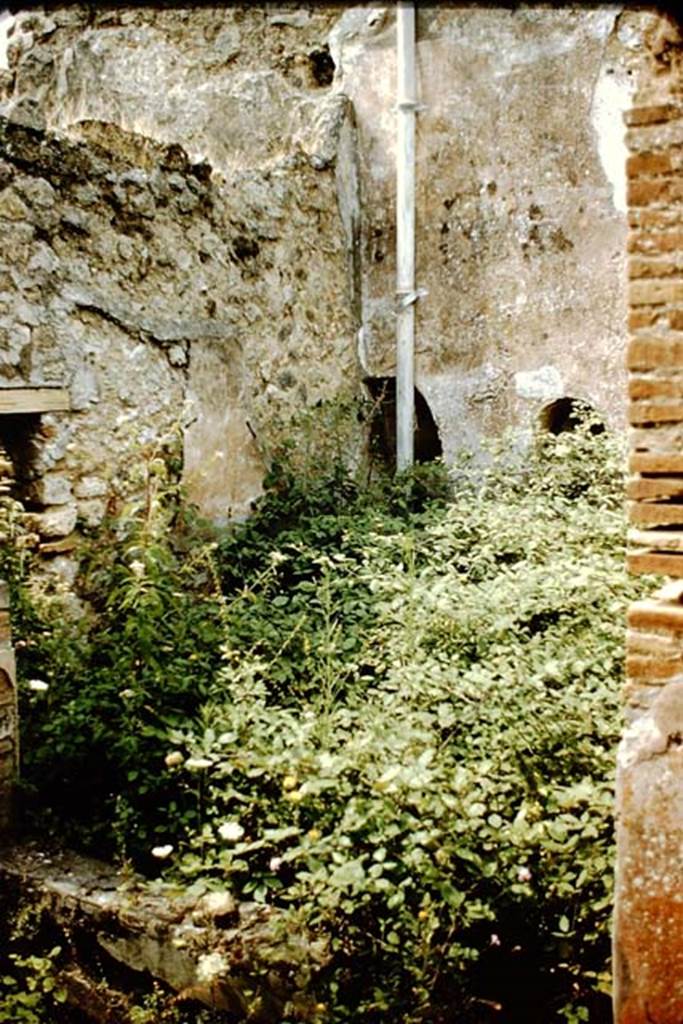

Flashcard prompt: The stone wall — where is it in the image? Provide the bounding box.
[0,2,649,525]
[0,4,360,551]
[334,4,642,454]
[616,11,683,1022]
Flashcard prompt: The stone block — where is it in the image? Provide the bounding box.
[627,476,683,500]
[628,376,683,401]
[39,534,79,556]
[625,652,683,680]
[627,626,683,653]
[27,471,73,506]
[630,422,683,452]
[628,501,683,527]
[629,280,683,307]
[630,207,683,229]
[0,845,329,1021]
[76,498,107,528]
[628,230,683,254]
[629,256,682,279]
[0,189,29,221]
[628,599,683,633]
[627,178,668,207]
[25,503,78,539]
[628,551,683,575]
[72,478,104,502]
[629,527,683,551]
[629,401,683,425]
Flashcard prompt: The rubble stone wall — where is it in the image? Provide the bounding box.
[0,3,649,528]
[0,4,361,569]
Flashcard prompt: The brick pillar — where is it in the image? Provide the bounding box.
[615,97,683,1023]
[0,580,17,835]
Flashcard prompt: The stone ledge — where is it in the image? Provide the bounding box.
[0,843,328,1023]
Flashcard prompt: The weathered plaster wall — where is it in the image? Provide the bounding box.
[334,4,644,457]
[2,4,641,498]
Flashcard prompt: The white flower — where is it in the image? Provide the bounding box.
[129,560,145,578]
[269,856,282,872]
[185,757,213,770]
[490,933,501,947]
[119,689,135,700]
[165,751,184,768]
[218,821,244,843]
[27,679,49,692]
[196,952,228,985]
[151,844,174,859]
[517,866,532,883]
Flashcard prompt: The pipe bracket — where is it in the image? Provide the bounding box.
[396,287,428,310]
[397,100,427,113]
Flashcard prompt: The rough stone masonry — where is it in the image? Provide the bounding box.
[0,2,653,562]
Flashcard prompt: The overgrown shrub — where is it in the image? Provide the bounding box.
[9,420,644,1022]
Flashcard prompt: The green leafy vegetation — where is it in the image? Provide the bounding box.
[0,946,67,1024]
[4,415,640,1023]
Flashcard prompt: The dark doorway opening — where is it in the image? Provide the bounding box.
[0,415,40,501]
[364,376,443,470]
[539,397,604,436]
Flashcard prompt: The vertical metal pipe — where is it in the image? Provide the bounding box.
[396,0,416,472]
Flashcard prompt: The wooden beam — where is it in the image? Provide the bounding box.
[0,388,70,415]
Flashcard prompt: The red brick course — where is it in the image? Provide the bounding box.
[618,78,683,1024]
[624,104,683,127]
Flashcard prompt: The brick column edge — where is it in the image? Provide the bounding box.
[615,92,683,1023]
